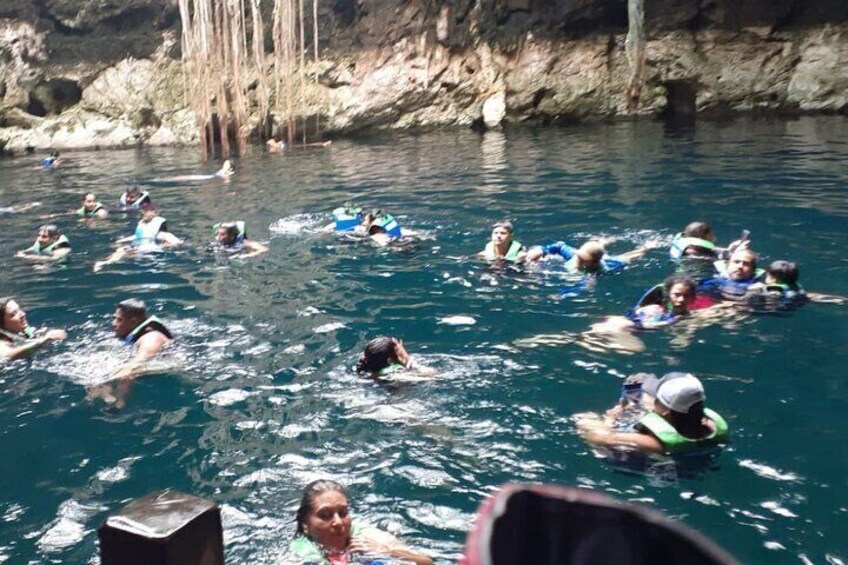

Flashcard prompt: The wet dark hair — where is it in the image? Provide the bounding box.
[218,222,240,244]
[0,296,13,331]
[664,274,697,299]
[81,192,96,201]
[363,209,385,235]
[767,260,799,286]
[661,400,711,440]
[38,224,60,238]
[295,480,348,535]
[116,298,148,321]
[355,336,398,374]
[683,221,713,240]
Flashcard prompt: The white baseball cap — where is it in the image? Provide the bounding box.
[656,374,705,414]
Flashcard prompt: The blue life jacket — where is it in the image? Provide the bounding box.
[371,213,402,239]
[332,206,363,232]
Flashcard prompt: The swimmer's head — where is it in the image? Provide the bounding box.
[683,221,715,242]
[664,274,697,313]
[216,222,239,246]
[82,192,98,209]
[727,249,757,281]
[355,336,410,374]
[49,150,60,159]
[139,201,157,220]
[576,241,606,271]
[491,221,514,245]
[124,186,143,204]
[218,160,235,177]
[113,298,148,338]
[1,297,28,333]
[362,209,385,235]
[765,260,799,287]
[36,224,60,246]
[295,479,350,538]
[655,374,705,415]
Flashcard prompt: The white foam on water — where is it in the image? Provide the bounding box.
[437,316,476,326]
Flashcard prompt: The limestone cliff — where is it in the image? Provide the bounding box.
[1,0,847,152]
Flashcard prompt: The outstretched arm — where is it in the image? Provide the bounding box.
[241,240,268,258]
[15,248,70,262]
[0,329,67,361]
[157,231,183,247]
[807,292,847,305]
[349,529,433,565]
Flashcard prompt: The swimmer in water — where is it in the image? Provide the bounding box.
[76,192,108,219]
[211,221,268,258]
[118,186,152,211]
[591,274,699,333]
[360,208,419,246]
[355,336,435,379]
[267,138,331,153]
[281,479,434,565]
[670,221,751,260]
[86,298,174,407]
[576,373,728,454]
[0,297,67,360]
[39,150,61,169]
[478,220,527,262]
[94,201,182,271]
[15,224,71,262]
[525,238,650,274]
[215,159,235,178]
[515,275,700,354]
[700,249,763,300]
[745,259,846,306]
[0,202,42,215]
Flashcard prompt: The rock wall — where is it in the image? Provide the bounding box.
[1,0,847,152]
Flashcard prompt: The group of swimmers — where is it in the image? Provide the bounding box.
[4,152,844,563]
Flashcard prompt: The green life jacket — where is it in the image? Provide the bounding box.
[484,240,523,261]
[638,408,728,450]
[76,202,104,217]
[124,315,173,345]
[378,363,407,376]
[670,235,716,260]
[28,234,70,255]
[288,522,363,564]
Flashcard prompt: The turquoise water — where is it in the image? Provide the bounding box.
[2,117,848,564]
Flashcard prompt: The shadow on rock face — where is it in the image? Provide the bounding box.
[27,78,82,117]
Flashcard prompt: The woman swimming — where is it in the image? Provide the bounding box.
[281,479,433,565]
